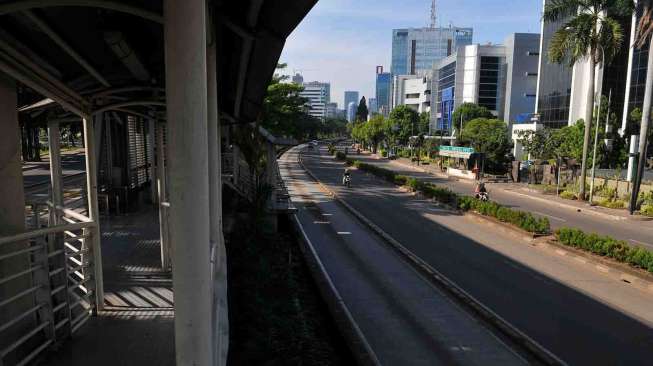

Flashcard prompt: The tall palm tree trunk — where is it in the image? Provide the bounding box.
[630,34,653,211]
[579,57,596,200]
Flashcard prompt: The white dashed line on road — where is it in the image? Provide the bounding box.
[337,232,352,235]
[630,239,652,247]
[313,221,330,224]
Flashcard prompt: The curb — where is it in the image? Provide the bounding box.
[298,149,565,366]
[539,237,653,294]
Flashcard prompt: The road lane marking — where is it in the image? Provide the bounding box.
[574,257,587,264]
[531,211,566,222]
[322,213,333,216]
[629,239,652,247]
[555,249,567,256]
[595,265,609,273]
[337,231,351,235]
[313,221,330,224]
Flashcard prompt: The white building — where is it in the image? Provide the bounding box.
[347,101,357,122]
[325,102,338,119]
[300,81,330,120]
[392,74,432,114]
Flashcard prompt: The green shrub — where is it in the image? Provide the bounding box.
[640,204,653,217]
[560,191,576,200]
[334,151,346,161]
[458,196,550,234]
[555,227,653,273]
[394,175,408,186]
[597,199,626,209]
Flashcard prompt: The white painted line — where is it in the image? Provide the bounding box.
[555,249,567,256]
[313,221,330,224]
[322,213,333,216]
[630,239,652,247]
[531,211,567,222]
[337,231,352,235]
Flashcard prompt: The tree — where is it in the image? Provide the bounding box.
[419,111,430,135]
[451,103,493,131]
[462,118,513,173]
[388,105,420,145]
[356,96,369,122]
[631,0,653,212]
[544,0,633,199]
[261,65,309,139]
[517,128,559,160]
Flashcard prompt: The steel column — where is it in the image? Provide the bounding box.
[47,120,63,224]
[156,122,170,270]
[148,117,157,204]
[82,116,104,311]
[164,0,212,364]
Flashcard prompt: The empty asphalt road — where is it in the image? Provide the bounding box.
[303,145,653,365]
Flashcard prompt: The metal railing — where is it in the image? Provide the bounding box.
[0,203,98,366]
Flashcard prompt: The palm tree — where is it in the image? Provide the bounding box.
[630,0,653,212]
[544,0,633,200]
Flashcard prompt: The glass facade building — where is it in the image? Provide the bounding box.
[436,61,456,131]
[376,72,393,115]
[391,26,473,76]
[344,91,359,116]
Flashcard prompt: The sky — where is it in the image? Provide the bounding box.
[279,0,543,108]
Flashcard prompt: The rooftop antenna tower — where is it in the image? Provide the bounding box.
[430,0,437,28]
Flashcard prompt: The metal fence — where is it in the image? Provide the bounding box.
[0,203,98,366]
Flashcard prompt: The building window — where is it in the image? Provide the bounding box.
[524,94,536,98]
[525,72,538,76]
[527,51,539,56]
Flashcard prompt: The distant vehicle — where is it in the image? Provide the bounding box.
[343,174,351,188]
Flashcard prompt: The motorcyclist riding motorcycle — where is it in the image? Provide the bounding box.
[474,181,488,201]
[342,168,352,187]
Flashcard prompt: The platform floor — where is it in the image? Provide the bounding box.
[45,208,175,366]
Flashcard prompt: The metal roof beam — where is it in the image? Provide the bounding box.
[0,1,163,23]
[22,10,111,87]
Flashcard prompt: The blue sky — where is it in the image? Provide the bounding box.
[279,0,543,108]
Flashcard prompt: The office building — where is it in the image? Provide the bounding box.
[433,34,540,134]
[391,26,473,76]
[326,102,338,119]
[344,91,359,115]
[347,101,357,122]
[392,74,432,114]
[299,81,330,120]
[368,98,378,114]
[376,66,393,116]
[292,73,304,84]
[503,33,540,125]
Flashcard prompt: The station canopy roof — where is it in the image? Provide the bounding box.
[0,0,317,125]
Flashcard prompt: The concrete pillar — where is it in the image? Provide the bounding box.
[156,122,170,270]
[48,120,63,225]
[164,1,212,365]
[82,116,104,311]
[0,74,33,343]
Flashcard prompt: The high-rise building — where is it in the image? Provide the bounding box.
[392,75,432,114]
[391,26,473,76]
[347,102,357,122]
[376,66,392,116]
[368,98,378,114]
[433,34,540,134]
[344,91,359,115]
[325,102,338,119]
[300,81,331,120]
[292,73,304,84]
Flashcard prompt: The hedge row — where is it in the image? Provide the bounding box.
[458,196,550,234]
[348,159,549,234]
[556,227,653,273]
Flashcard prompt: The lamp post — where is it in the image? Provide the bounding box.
[589,46,606,205]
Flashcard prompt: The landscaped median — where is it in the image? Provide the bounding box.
[555,228,653,274]
[345,158,550,235]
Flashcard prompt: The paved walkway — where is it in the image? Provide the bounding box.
[45,207,174,366]
[281,146,529,365]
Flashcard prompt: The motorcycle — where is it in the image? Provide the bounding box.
[475,191,489,201]
[343,174,351,188]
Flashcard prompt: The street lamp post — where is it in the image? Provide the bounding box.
[589,47,606,205]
